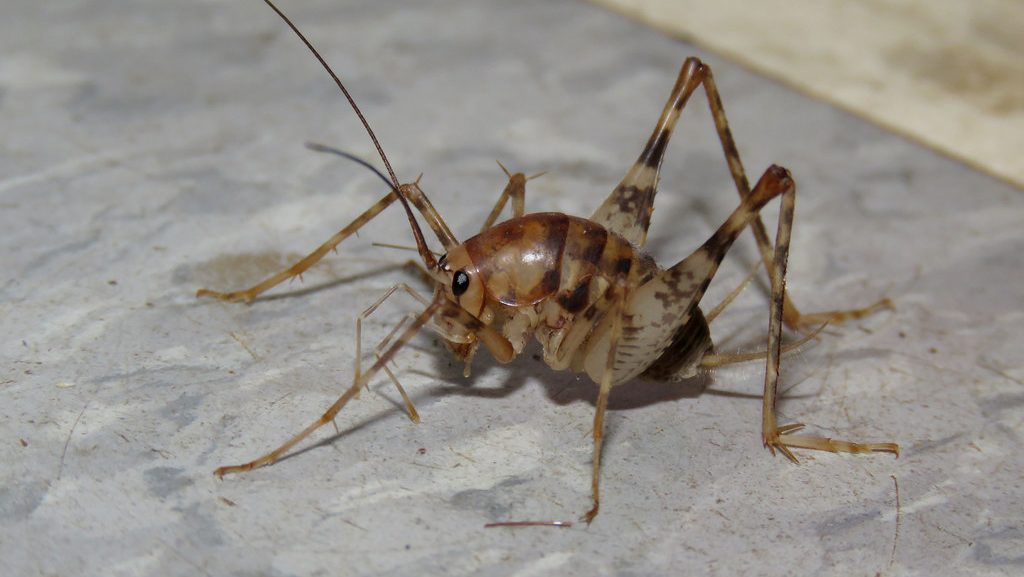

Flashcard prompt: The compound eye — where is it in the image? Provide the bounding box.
[452,269,470,296]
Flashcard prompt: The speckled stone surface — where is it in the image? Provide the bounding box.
[2,1,1021,576]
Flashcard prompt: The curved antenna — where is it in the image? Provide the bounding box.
[263,0,436,268]
[306,142,392,190]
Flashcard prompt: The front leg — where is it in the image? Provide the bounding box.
[197,189,400,303]
[214,295,446,476]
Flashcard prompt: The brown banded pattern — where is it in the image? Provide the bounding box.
[201,5,899,524]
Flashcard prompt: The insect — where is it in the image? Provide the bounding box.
[199,0,899,523]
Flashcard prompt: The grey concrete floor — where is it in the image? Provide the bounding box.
[2,1,1022,576]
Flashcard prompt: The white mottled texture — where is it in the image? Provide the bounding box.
[2,1,1021,576]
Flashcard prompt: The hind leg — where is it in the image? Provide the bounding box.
[760,176,899,460]
[697,62,891,330]
[591,57,890,330]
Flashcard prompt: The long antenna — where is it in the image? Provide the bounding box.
[262,0,398,188]
[262,0,436,267]
[306,142,392,190]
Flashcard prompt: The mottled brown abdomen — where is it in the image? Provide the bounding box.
[462,213,658,313]
[463,213,569,306]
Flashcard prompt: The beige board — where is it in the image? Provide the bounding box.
[591,0,1024,188]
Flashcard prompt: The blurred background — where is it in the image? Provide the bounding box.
[595,0,1024,188]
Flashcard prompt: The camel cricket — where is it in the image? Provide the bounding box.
[199,0,899,523]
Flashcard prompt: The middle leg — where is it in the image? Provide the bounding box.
[478,161,546,232]
[582,282,628,524]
